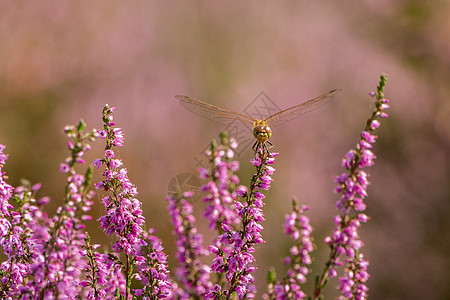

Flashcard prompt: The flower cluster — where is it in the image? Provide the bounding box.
[134,229,172,299]
[200,133,240,232]
[94,105,145,256]
[0,144,26,298]
[0,119,96,298]
[264,201,314,299]
[208,145,277,299]
[0,182,48,299]
[167,191,211,298]
[314,74,389,300]
[25,121,96,298]
[81,235,126,299]
[92,104,171,298]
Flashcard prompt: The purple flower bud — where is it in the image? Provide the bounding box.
[254,191,265,200]
[92,159,103,169]
[105,149,115,158]
[361,131,377,143]
[359,140,373,149]
[237,185,248,197]
[342,150,355,169]
[329,268,338,278]
[95,181,104,189]
[250,156,261,167]
[97,130,107,139]
[59,163,70,173]
[357,213,369,222]
[369,119,380,130]
[110,159,123,169]
[38,196,50,205]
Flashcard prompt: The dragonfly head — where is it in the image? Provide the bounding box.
[253,120,272,142]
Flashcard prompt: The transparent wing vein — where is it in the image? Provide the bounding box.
[176,95,254,132]
[264,89,341,128]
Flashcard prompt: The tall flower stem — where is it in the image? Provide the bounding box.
[201,132,240,234]
[93,104,171,299]
[167,190,211,299]
[264,200,314,299]
[208,139,277,299]
[314,74,389,300]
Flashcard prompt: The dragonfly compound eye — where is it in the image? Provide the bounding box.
[253,125,272,142]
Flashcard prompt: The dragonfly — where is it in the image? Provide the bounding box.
[176,89,341,153]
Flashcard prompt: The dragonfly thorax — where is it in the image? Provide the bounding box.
[252,120,272,142]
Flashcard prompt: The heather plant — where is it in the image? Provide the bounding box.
[0,74,389,299]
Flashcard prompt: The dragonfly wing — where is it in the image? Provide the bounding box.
[264,89,341,128]
[176,95,254,132]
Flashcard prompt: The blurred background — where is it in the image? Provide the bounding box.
[0,1,449,299]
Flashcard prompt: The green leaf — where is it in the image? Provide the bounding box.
[267,266,277,284]
[77,119,87,133]
[83,166,93,191]
[220,131,228,145]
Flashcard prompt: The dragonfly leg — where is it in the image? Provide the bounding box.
[253,140,275,156]
[252,140,274,156]
[262,142,271,154]
[252,140,259,152]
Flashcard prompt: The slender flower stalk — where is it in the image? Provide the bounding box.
[314,74,389,300]
[93,104,171,299]
[0,180,49,299]
[264,200,314,299]
[26,120,96,298]
[0,120,97,298]
[94,104,146,298]
[201,132,240,233]
[207,137,278,299]
[134,229,172,299]
[0,144,29,299]
[80,234,126,299]
[167,191,212,299]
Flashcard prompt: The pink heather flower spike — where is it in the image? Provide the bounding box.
[206,132,277,299]
[23,120,97,298]
[314,74,389,300]
[92,104,171,298]
[0,119,97,298]
[82,234,126,299]
[264,200,313,299]
[201,134,240,232]
[167,192,212,298]
[0,145,19,298]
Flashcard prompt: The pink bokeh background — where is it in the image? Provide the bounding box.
[1,1,449,299]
